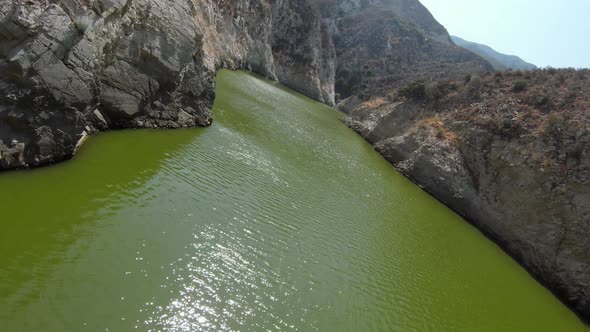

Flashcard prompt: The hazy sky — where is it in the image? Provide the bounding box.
[418,0,590,68]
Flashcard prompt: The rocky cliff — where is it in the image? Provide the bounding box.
[1,0,589,324]
[313,0,590,321]
[0,0,335,169]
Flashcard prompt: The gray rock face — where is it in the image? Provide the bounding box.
[0,0,335,169]
[271,0,335,105]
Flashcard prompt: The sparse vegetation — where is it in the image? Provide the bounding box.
[360,68,589,159]
[527,94,552,112]
[465,75,482,98]
[362,97,387,109]
[546,67,558,75]
[536,95,551,106]
[542,113,567,137]
[513,80,528,92]
[417,117,459,143]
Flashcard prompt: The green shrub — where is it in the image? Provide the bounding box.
[567,143,584,162]
[513,80,528,92]
[466,75,482,98]
[400,80,426,100]
[425,81,449,100]
[498,118,521,138]
[464,74,472,84]
[545,113,566,134]
[335,65,362,98]
[536,95,551,107]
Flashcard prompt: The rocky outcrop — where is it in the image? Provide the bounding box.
[0,0,335,169]
[345,69,590,320]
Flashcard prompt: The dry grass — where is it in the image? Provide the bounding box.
[357,68,589,174]
[362,97,388,108]
[417,117,460,144]
[388,68,590,141]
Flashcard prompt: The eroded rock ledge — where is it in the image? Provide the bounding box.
[0,0,335,169]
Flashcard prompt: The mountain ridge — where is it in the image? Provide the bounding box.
[451,35,537,71]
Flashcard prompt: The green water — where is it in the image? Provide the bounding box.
[0,70,586,331]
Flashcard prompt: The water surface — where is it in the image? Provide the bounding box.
[0,70,587,331]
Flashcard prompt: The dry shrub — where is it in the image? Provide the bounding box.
[464,75,482,99]
[425,81,449,100]
[513,80,528,92]
[418,117,459,143]
[400,80,426,100]
[363,97,387,108]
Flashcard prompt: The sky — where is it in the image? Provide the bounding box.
[418,0,590,69]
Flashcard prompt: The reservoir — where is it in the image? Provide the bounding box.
[0,70,586,331]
